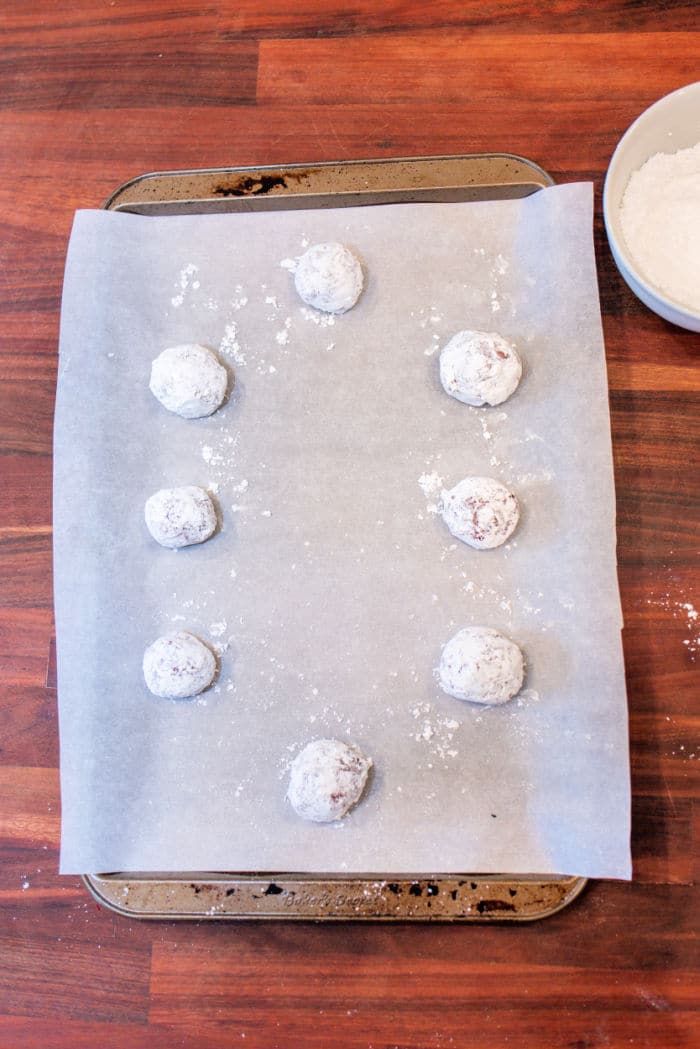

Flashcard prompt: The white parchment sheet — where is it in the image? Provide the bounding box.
[54,183,631,878]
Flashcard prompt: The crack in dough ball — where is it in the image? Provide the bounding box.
[287,739,372,822]
[439,329,522,407]
[150,344,228,419]
[143,631,217,699]
[144,486,217,549]
[441,476,519,549]
[439,626,525,705]
[294,242,364,314]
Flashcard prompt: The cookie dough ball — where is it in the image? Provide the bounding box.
[143,631,217,699]
[294,242,364,314]
[439,329,522,407]
[287,739,372,822]
[145,486,217,549]
[439,626,525,705]
[150,344,228,419]
[441,476,519,549]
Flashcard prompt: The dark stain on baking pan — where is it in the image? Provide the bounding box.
[263,882,284,896]
[213,173,305,197]
[476,898,516,914]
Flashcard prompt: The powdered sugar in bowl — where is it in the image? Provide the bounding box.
[603,82,700,332]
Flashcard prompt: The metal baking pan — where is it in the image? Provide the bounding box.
[84,870,586,921]
[90,153,586,921]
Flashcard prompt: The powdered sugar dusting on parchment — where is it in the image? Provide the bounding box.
[219,321,247,366]
[171,263,200,307]
[417,471,443,516]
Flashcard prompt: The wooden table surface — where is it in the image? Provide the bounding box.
[1,2,698,1046]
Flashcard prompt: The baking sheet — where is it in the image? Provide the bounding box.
[54,182,631,879]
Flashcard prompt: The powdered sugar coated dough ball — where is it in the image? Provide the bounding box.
[143,631,216,699]
[441,476,519,549]
[287,739,372,822]
[439,329,522,407]
[145,486,217,549]
[150,344,228,419]
[439,626,525,705]
[294,242,364,314]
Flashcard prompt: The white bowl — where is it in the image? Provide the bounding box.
[603,82,700,332]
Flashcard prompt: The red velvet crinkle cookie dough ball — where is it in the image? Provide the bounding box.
[149,344,228,419]
[439,329,523,407]
[293,242,364,314]
[439,626,525,706]
[144,486,217,549]
[143,631,217,699]
[286,739,372,822]
[441,476,519,549]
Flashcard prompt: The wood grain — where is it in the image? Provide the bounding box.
[257,33,699,104]
[223,0,700,36]
[0,2,698,1047]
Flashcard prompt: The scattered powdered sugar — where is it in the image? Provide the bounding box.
[410,702,461,763]
[280,257,297,272]
[300,306,336,327]
[647,594,699,658]
[488,251,512,313]
[201,444,224,466]
[219,321,247,366]
[494,253,509,276]
[171,263,199,307]
[461,578,515,618]
[275,318,292,345]
[515,469,554,485]
[423,335,441,356]
[418,471,443,497]
[417,471,443,515]
[458,578,556,634]
[480,416,493,443]
[417,305,443,330]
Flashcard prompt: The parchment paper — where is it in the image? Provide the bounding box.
[54,183,631,878]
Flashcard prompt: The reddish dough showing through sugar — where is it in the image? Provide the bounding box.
[287,739,372,822]
[144,485,217,549]
[439,625,525,705]
[142,631,217,699]
[441,476,519,549]
[439,329,523,407]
